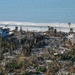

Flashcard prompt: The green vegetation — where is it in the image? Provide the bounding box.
[61,48,75,62]
[5,60,22,71]
[37,66,46,72]
[0,70,3,75]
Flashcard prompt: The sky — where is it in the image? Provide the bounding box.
[0,0,75,23]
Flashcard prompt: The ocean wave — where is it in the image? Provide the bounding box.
[0,21,75,28]
[0,21,75,32]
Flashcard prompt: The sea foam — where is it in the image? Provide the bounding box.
[0,21,75,32]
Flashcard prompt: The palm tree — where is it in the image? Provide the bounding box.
[68,22,73,33]
[0,36,2,59]
[68,22,71,29]
[48,26,51,31]
[68,22,71,31]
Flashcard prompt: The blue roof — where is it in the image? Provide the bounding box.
[1,29,9,37]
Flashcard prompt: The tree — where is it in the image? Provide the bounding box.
[37,66,46,72]
[54,28,57,37]
[22,45,31,57]
[68,22,71,28]
[68,22,73,33]
[0,36,2,59]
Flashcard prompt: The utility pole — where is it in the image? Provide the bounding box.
[20,26,22,34]
[59,23,61,33]
[59,23,61,37]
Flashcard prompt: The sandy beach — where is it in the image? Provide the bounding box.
[0,21,75,32]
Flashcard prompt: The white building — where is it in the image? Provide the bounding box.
[67,33,75,46]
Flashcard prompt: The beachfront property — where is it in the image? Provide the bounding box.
[0,27,13,37]
[66,27,75,46]
[0,0,75,74]
[0,25,75,75]
[67,33,75,46]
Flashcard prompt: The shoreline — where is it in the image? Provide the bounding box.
[0,21,75,27]
[0,21,74,32]
[0,25,71,32]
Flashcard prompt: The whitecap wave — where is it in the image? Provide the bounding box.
[0,21,75,32]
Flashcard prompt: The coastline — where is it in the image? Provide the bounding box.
[0,21,75,32]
